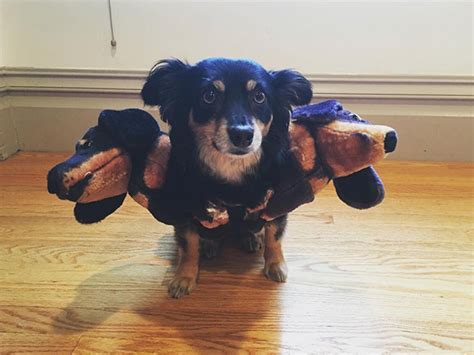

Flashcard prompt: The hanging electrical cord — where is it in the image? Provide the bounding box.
[107,0,117,47]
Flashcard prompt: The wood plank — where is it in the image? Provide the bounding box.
[0,152,472,352]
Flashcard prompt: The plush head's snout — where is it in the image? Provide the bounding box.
[47,162,93,201]
[317,120,397,178]
[47,164,65,196]
[384,130,398,153]
[47,124,133,203]
[47,148,131,203]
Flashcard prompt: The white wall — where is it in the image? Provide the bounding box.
[0,0,4,66]
[2,0,473,75]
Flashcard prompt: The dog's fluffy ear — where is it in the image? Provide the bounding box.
[141,59,190,123]
[333,166,385,209]
[271,69,313,108]
[74,193,127,224]
[98,109,160,154]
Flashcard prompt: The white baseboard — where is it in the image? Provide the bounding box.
[0,67,472,161]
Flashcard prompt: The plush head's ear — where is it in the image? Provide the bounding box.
[333,166,385,209]
[271,69,313,108]
[74,193,127,224]
[141,59,190,123]
[98,109,160,154]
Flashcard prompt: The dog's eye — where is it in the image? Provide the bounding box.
[202,89,216,104]
[253,91,266,104]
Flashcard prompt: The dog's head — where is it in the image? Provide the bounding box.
[47,109,160,223]
[141,58,312,182]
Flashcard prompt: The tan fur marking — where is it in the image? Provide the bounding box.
[264,224,285,263]
[213,80,225,92]
[246,79,257,91]
[263,223,288,282]
[257,115,273,137]
[177,228,200,277]
[143,135,171,189]
[168,226,200,297]
[289,122,317,172]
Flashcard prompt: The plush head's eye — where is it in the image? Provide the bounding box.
[253,90,266,104]
[77,140,93,151]
[202,89,216,104]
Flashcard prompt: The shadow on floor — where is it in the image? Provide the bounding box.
[52,240,282,350]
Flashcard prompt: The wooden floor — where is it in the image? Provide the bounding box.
[0,152,472,353]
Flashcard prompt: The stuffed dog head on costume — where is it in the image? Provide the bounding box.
[47,100,397,224]
[261,100,397,219]
[47,109,165,223]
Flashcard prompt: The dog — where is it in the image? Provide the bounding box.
[141,58,312,297]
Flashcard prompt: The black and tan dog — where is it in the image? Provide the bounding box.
[47,99,397,298]
[140,58,313,297]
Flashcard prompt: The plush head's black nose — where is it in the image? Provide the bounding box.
[47,164,70,198]
[384,130,398,153]
[47,167,62,194]
[228,126,254,148]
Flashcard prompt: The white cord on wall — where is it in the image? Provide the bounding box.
[107,0,117,47]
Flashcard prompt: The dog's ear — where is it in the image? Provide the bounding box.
[271,69,313,108]
[74,193,127,224]
[141,59,190,123]
[98,109,160,154]
[333,166,385,209]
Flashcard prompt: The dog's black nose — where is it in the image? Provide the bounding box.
[384,130,398,153]
[228,126,254,148]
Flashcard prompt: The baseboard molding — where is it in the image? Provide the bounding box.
[2,67,472,100]
[0,67,472,161]
[0,104,20,161]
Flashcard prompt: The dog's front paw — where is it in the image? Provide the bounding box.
[168,276,197,298]
[264,261,288,283]
[196,202,229,229]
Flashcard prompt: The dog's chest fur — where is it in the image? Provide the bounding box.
[190,152,271,208]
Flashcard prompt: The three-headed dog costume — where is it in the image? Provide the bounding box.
[47,100,397,225]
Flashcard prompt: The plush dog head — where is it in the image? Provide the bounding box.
[295,100,397,209]
[47,109,161,223]
[262,100,398,219]
[141,58,312,183]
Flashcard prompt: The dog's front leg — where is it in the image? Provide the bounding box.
[263,215,288,282]
[169,225,200,298]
